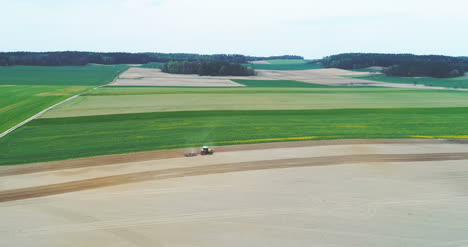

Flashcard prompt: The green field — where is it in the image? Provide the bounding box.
[348,74,468,88]
[2,107,468,165]
[0,65,128,135]
[0,85,93,133]
[41,86,468,118]
[0,65,129,85]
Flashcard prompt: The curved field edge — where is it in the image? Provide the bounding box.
[1,108,468,166]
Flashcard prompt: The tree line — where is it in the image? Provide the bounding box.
[0,52,302,66]
[322,53,468,78]
[160,61,256,76]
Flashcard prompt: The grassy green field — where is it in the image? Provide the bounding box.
[348,74,468,88]
[0,65,129,85]
[41,86,468,118]
[245,62,323,71]
[0,85,93,133]
[0,65,128,135]
[2,108,468,165]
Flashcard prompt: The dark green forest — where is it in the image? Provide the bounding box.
[0,52,302,66]
[322,53,468,78]
[161,61,256,76]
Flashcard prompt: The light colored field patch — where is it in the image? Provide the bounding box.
[112,68,246,87]
[112,67,455,90]
[1,141,468,247]
[41,89,468,118]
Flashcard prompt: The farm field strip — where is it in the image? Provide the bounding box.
[2,141,467,192]
[0,65,128,86]
[244,62,323,70]
[110,67,376,87]
[3,108,468,166]
[347,74,468,89]
[0,85,93,134]
[41,87,468,118]
[2,145,468,247]
[0,65,129,138]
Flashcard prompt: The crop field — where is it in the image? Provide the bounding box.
[40,86,468,118]
[0,85,92,133]
[0,65,129,85]
[349,74,468,88]
[1,107,468,165]
[0,65,128,135]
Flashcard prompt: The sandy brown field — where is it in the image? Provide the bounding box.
[110,67,467,90]
[111,68,246,87]
[110,67,378,87]
[1,139,468,246]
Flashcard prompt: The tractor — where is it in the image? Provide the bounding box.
[200,146,214,155]
[184,146,214,157]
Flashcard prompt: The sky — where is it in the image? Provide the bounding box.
[1,0,467,59]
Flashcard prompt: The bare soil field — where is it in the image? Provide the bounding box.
[111,67,378,87]
[111,68,246,87]
[1,139,468,246]
[107,67,466,90]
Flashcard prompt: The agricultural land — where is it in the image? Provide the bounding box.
[1,59,468,247]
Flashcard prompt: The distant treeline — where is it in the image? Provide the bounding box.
[322,53,468,78]
[161,61,256,76]
[0,52,303,66]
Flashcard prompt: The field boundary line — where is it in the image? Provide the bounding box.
[0,67,128,140]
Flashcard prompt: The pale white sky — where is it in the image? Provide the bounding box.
[1,0,467,58]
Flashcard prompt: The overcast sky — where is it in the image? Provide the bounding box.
[1,0,467,58]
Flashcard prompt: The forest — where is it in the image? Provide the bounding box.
[160,61,256,76]
[322,53,468,78]
[0,52,301,66]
